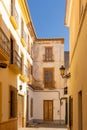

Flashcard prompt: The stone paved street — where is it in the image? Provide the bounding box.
[19,128,67,130]
[19,123,67,130]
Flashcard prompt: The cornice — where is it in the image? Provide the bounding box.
[27,20,37,40]
[35,38,64,44]
[18,0,30,24]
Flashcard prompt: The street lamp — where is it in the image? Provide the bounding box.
[59,65,71,78]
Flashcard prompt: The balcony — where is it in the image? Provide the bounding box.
[44,81,56,89]
[10,6,19,30]
[20,65,29,82]
[43,55,54,62]
[9,50,22,74]
[21,30,27,47]
[0,28,10,61]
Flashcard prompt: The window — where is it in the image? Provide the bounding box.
[21,18,24,38]
[0,28,10,56]
[44,47,53,61]
[9,86,17,118]
[27,35,30,53]
[44,68,54,88]
[11,0,14,15]
[21,54,24,74]
[30,98,33,117]
[21,18,27,46]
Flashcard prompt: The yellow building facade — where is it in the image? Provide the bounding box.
[0,0,34,129]
[65,0,87,130]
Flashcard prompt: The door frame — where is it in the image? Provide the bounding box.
[43,100,53,121]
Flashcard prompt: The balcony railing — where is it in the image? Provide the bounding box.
[0,28,10,58]
[9,50,22,74]
[43,55,54,62]
[44,80,56,89]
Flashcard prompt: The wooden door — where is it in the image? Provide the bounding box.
[44,100,53,121]
[18,95,24,128]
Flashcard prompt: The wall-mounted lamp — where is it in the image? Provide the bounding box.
[59,65,71,78]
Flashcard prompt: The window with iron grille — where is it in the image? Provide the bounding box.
[44,68,54,88]
[44,47,53,61]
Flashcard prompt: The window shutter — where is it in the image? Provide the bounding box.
[9,85,17,118]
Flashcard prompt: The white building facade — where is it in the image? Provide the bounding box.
[27,38,67,125]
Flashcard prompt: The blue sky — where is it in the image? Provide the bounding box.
[27,0,69,51]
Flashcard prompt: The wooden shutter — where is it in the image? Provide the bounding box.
[45,47,53,61]
[9,85,17,118]
[44,68,54,88]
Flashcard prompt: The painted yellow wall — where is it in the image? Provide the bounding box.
[67,0,87,130]
[0,68,17,121]
[0,0,33,129]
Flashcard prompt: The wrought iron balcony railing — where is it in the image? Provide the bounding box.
[43,55,54,62]
[0,28,10,57]
[44,80,56,89]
